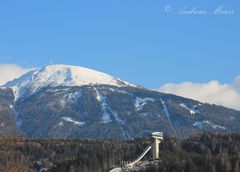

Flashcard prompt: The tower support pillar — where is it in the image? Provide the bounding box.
[152,138,161,159]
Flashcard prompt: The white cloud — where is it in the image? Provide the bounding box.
[0,64,31,86]
[233,76,240,93]
[158,77,240,110]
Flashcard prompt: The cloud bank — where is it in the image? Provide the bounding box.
[158,77,240,110]
[0,64,31,86]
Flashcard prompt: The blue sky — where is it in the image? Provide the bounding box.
[0,0,239,89]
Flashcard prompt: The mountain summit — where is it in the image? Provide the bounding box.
[5,64,136,99]
[1,64,240,140]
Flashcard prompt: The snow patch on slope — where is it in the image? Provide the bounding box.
[139,113,148,117]
[95,89,112,123]
[63,91,82,104]
[121,127,131,140]
[193,120,226,130]
[108,88,129,94]
[160,99,180,138]
[57,121,64,127]
[46,88,81,107]
[95,88,124,124]
[46,88,71,93]
[61,117,85,126]
[179,103,200,115]
[0,123,4,127]
[135,97,154,111]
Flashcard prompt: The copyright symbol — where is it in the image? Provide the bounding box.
[165,5,172,12]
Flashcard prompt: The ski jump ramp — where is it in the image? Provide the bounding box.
[127,145,152,167]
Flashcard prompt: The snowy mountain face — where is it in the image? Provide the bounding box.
[1,64,240,139]
[4,64,136,100]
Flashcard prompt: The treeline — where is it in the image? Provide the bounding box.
[0,137,150,172]
[0,133,240,172]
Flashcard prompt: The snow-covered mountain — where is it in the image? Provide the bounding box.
[1,64,240,139]
[5,64,136,100]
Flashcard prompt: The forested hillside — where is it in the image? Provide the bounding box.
[0,133,240,172]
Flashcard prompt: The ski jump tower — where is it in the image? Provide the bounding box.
[152,132,163,159]
[109,132,164,172]
[126,132,164,168]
